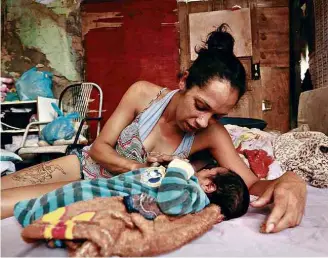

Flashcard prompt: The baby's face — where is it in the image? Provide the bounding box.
[196,167,229,193]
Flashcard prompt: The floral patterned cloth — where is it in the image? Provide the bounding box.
[274,131,328,188]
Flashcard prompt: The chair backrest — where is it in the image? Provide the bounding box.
[58,82,103,136]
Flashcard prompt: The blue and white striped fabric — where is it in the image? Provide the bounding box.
[14,160,209,227]
[158,167,209,215]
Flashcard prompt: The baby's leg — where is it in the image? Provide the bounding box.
[1,155,81,190]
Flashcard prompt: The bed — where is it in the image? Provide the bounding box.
[2,87,328,257]
[1,185,328,257]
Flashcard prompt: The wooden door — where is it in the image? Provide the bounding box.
[81,0,179,136]
[178,0,290,132]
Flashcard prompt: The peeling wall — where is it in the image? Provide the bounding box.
[1,0,84,97]
[82,12,123,37]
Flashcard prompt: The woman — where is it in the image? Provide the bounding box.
[1,25,306,233]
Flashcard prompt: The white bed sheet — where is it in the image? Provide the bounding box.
[1,185,328,257]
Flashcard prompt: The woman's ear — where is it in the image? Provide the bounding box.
[178,71,189,90]
[202,181,217,194]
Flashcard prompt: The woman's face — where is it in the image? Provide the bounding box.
[176,78,239,133]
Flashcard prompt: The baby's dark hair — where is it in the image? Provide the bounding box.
[204,164,250,220]
[186,23,246,99]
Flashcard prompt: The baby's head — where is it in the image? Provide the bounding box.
[196,164,250,220]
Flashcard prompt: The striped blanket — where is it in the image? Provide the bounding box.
[14,159,209,227]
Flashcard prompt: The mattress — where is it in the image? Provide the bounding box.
[1,185,328,257]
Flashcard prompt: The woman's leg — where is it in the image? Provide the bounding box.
[1,155,81,190]
[1,180,76,219]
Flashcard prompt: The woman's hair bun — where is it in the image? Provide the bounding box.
[188,23,246,99]
[202,23,235,55]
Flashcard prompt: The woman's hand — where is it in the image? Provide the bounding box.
[251,171,307,233]
[129,153,187,170]
[146,152,185,167]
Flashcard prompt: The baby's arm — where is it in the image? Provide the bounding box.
[157,159,209,216]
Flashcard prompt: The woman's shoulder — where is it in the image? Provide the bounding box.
[129,81,164,95]
[191,121,229,151]
[127,81,168,111]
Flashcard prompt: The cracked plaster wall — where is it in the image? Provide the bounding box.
[1,0,84,97]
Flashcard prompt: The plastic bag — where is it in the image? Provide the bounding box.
[15,67,54,101]
[40,103,79,145]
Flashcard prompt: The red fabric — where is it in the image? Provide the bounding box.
[237,147,274,179]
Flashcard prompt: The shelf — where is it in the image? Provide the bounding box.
[0,128,39,134]
[1,100,39,135]
[0,100,37,105]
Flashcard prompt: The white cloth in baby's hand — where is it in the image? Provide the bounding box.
[168,159,195,179]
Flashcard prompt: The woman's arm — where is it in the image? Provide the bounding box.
[194,123,306,233]
[198,123,259,189]
[89,82,161,174]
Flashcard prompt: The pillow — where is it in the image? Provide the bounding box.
[298,87,328,135]
[274,131,328,188]
[0,149,22,162]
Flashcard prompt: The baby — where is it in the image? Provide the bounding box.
[14,159,250,227]
[194,162,250,220]
[146,152,250,220]
[124,159,250,221]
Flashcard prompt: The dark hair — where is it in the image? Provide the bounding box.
[186,24,246,99]
[205,167,250,220]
